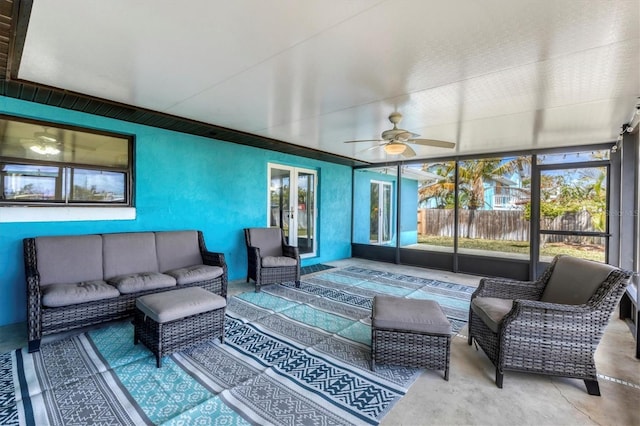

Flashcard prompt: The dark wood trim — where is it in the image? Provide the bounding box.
[7,0,30,79]
[0,77,368,167]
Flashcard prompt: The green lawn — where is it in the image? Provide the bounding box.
[417,235,604,262]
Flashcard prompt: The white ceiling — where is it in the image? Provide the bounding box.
[18,0,640,163]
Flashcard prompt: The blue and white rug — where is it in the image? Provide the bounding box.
[1,266,474,425]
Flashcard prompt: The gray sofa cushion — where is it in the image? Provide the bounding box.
[540,256,615,305]
[35,235,103,286]
[103,232,159,279]
[372,296,451,335]
[155,230,203,273]
[41,280,119,307]
[471,297,514,333]
[248,228,283,257]
[262,256,297,267]
[136,287,226,323]
[165,265,224,285]
[109,272,176,294]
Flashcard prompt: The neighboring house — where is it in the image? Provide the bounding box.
[484,173,529,210]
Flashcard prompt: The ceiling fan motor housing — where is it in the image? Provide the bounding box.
[381,128,410,140]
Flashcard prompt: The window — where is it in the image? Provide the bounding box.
[456,156,531,258]
[0,115,132,206]
[403,161,456,252]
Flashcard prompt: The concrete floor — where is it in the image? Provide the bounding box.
[1,258,638,426]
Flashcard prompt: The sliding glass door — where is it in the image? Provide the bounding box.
[268,164,317,257]
[370,181,392,244]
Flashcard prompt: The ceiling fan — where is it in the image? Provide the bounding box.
[344,112,455,158]
[20,128,62,155]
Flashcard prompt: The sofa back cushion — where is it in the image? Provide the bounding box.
[247,228,283,258]
[36,235,103,286]
[102,232,159,279]
[155,230,202,272]
[540,256,615,305]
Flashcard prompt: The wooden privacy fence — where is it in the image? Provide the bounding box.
[417,209,599,242]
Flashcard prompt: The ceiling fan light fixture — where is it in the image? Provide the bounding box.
[30,144,60,155]
[384,141,407,155]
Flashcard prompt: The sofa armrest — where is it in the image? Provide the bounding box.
[201,250,226,269]
[23,237,43,349]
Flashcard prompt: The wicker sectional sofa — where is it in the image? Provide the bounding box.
[24,230,227,352]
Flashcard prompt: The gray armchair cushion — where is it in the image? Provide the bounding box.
[372,296,451,335]
[262,256,298,268]
[109,272,176,294]
[248,228,283,257]
[155,230,203,273]
[103,233,159,279]
[471,297,514,333]
[540,256,615,305]
[35,235,103,286]
[165,265,224,285]
[41,280,119,307]
[136,287,226,323]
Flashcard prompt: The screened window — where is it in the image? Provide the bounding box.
[457,156,531,258]
[402,161,456,252]
[0,115,132,205]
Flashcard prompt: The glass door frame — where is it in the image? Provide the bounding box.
[267,163,318,258]
[370,179,393,245]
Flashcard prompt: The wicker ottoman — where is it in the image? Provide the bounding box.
[134,287,226,367]
[371,296,452,380]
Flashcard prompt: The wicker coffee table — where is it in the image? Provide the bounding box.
[371,295,452,380]
[134,287,226,367]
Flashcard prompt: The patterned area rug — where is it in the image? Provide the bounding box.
[0,266,474,425]
[300,263,335,275]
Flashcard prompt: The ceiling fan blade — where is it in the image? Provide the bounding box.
[358,142,387,154]
[396,131,420,140]
[409,138,456,148]
[343,139,383,144]
[401,144,416,158]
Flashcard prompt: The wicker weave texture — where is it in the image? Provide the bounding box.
[134,305,225,367]
[372,328,451,378]
[468,255,632,394]
[244,228,300,292]
[24,231,228,352]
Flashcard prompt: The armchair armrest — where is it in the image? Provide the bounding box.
[246,245,261,270]
[512,298,592,314]
[282,244,300,260]
[501,299,597,346]
[246,245,260,260]
[472,277,545,301]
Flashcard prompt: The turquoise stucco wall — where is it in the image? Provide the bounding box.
[0,96,352,326]
[400,177,418,246]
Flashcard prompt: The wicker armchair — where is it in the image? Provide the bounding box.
[468,255,631,396]
[244,227,300,292]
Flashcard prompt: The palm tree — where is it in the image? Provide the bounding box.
[419,156,531,238]
[418,161,455,208]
